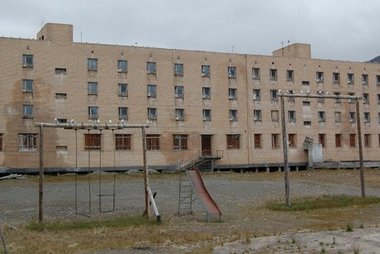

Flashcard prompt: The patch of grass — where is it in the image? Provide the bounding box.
[266,195,380,211]
[27,215,156,231]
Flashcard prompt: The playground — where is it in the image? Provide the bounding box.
[1,169,380,253]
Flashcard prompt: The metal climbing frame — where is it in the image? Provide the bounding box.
[178,171,195,216]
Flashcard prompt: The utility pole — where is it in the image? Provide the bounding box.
[280,94,290,206]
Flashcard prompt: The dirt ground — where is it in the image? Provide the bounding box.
[1,169,380,253]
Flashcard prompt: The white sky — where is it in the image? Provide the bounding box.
[0,0,379,62]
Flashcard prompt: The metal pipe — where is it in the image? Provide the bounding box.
[38,125,44,224]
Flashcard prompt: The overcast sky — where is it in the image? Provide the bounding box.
[0,0,379,62]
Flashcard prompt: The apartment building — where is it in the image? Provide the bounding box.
[0,23,380,172]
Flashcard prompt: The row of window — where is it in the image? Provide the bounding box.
[22,78,380,106]
[22,54,380,84]
[13,132,378,153]
[13,133,240,151]
[254,133,374,150]
[20,102,378,124]
[254,109,373,124]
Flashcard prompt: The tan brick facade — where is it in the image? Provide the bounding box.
[0,23,379,172]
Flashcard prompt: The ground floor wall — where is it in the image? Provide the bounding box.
[1,127,380,172]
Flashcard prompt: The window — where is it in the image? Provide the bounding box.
[254,134,262,149]
[271,110,279,122]
[228,88,237,100]
[18,133,37,151]
[174,63,184,76]
[55,93,67,99]
[364,112,370,123]
[288,90,295,103]
[303,121,312,127]
[362,74,368,85]
[335,111,342,123]
[252,68,260,80]
[115,134,131,150]
[118,60,128,73]
[228,66,236,78]
[270,89,278,102]
[118,83,128,97]
[377,75,380,86]
[348,92,355,104]
[23,105,33,119]
[318,134,326,147]
[202,87,211,99]
[88,106,99,119]
[85,134,101,150]
[146,134,160,150]
[175,108,184,121]
[203,109,211,121]
[226,134,240,149]
[333,72,340,84]
[87,58,97,71]
[55,68,67,75]
[253,110,262,122]
[364,134,371,148]
[229,110,238,122]
[270,69,277,81]
[175,86,184,98]
[253,89,261,101]
[316,72,324,83]
[147,84,157,98]
[301,81,310,90]
[288,110,296,123]
[201,65,210,77]
[346,73,354,84]
[147,108,157,120]
[349,112,356,123]
[334,92,341,104]
[57,118,67,123]
[288,134,296,148]
[377,94,380,105]
[286,70,294,82]
[88,82,98,95]
[271,134,280,149]
[318,111,326,123]
[363,93,369,104]
[147,62,157,74]
[118,107,128,120]
[22,79,33,93]
[335,134,342,148]
[0,134,2,151]
[350,134,356,147]
[173,135,188,150]
[22,54,33,68]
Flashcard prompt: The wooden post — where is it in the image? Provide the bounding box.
[142,127,149,217]
[356,99,366,197]
[38,125,44,224]
[280,94,290,206]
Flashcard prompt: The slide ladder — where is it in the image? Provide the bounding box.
[180,168,222,222]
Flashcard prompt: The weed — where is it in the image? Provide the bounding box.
[320,247,326,253]
[345,223,353,232]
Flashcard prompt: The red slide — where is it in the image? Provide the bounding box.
[187,169,222,221]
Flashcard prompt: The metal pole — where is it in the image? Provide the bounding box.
[142,127,149,217]
[38,125,44,224]
[280,95,290,206]
[356,99,366,197]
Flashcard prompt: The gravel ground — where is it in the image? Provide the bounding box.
[1,169,380,253]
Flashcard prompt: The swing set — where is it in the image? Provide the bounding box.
[35,120,161,223]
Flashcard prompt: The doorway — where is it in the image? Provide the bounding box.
[201,135,212,156]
